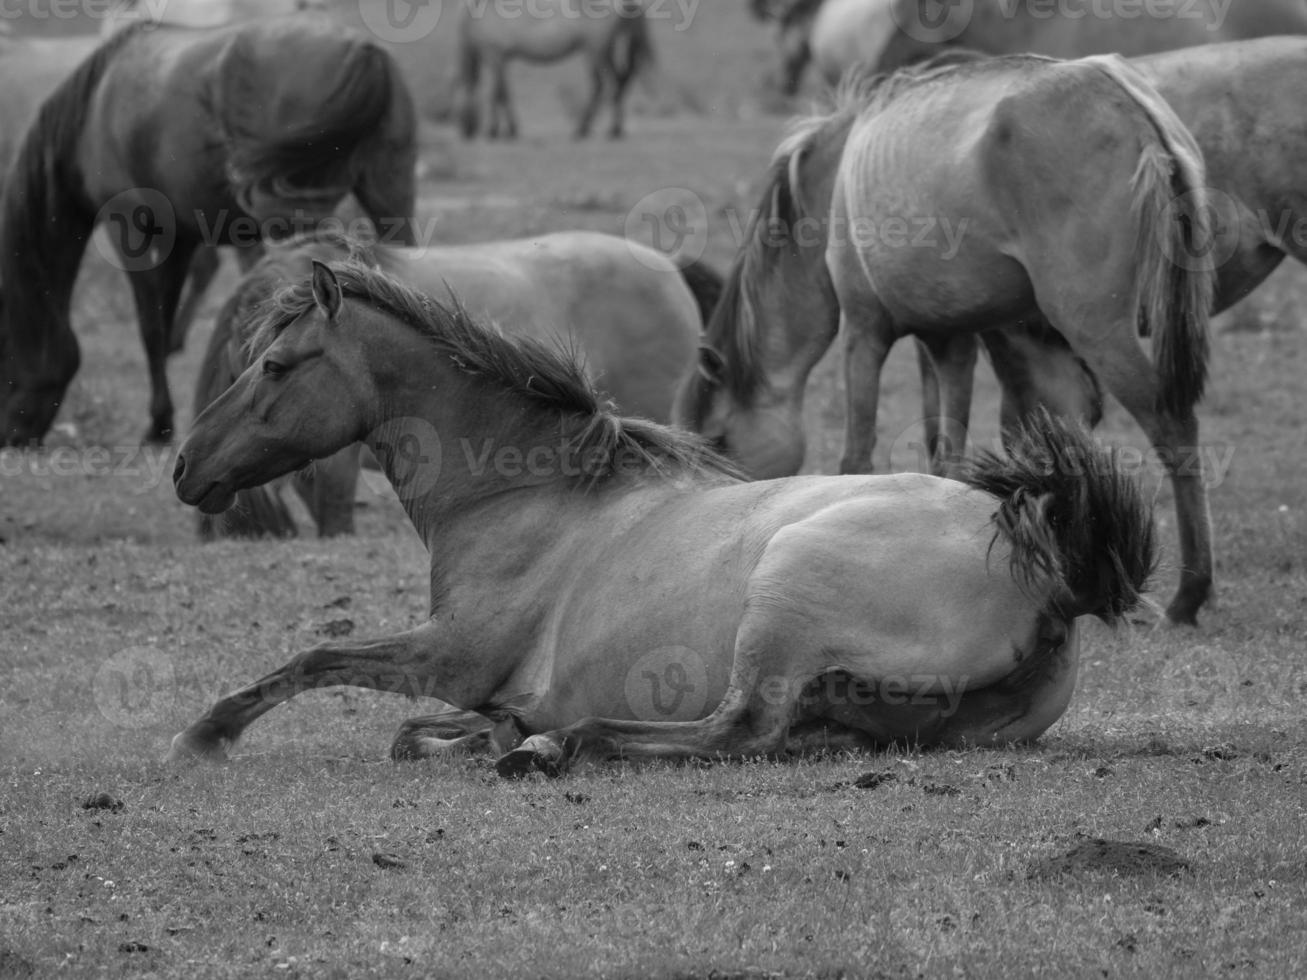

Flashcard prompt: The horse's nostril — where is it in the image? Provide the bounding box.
[172,453,186,484]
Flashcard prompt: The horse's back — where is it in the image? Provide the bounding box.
[460,0,625,56]
[829,56,1177,321]
[529,473,1038,725]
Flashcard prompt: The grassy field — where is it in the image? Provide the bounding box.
[3,1,1307,977]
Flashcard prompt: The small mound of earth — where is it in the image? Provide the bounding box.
[1028,839,1193,880]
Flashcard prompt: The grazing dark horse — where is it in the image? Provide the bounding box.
[0,14,417,447]
[874,0,1307,74]
[749,0,830,95]
[0,33,231,356]
[917,37,1307,479]
[169,261,1153,773]
[455,0,655,139]
[674,56,1216,625]
[193,230,719,539]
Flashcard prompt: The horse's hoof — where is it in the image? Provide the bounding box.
[165,729,229,765]
[495,735,565,779]
[144,424,174,446]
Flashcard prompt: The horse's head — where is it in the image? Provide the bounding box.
[175,262,371,513]
[673,340,808,480]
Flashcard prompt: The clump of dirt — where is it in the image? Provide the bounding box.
[1027,839,1193,880]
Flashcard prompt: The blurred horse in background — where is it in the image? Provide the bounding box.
[875,0,1307,73]
[0,13,417,447]
[193,231,720,539]
[455,0,656,139]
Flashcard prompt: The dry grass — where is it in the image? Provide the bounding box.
[3,1,1307,977]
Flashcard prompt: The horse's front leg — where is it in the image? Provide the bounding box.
[123,238,197,443]
[167,246,221,355]
[919,333,978,477]
[167,620,455,764]
[835,303,895,474]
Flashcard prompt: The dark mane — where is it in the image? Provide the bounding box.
[209,24,394,192]
[0,23,145,353]
[257,262,743,486]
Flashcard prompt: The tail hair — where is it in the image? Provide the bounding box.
[959,409,1156,623]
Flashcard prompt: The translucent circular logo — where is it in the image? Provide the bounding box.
[624,187,710,269]
[357,0,444,43]
[624,646,710,721]
[891,0,975,44]
[360,418,443,502]
[93,647,175,729]
[1157,186,1242,274]
[93,188,178,273]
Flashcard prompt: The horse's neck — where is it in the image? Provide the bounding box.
[362,373,590,550]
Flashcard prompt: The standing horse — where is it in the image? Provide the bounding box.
[0,14,417,447]
[455,0,655,140]
[0,33,239,358]
[192,230,719,539]
[916,37,1307,471]
[875,0,1307,74]
[169,261,1153,772]
[674,55,1216,625]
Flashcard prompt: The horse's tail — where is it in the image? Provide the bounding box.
[192,278,298,542]
[678,259,725,325]
[1086,55,1215,418]
[959,409,1156,624]
[456,20,482,138]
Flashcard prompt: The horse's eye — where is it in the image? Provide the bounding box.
[263,359,288,378]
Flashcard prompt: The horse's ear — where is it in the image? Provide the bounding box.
[310,261,342,320]
[697,344,727,385]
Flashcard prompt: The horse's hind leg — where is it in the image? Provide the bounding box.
[489,57,518,140]
[575,57,610,140]
[1059,323,1212,624]
[124,239,197,443]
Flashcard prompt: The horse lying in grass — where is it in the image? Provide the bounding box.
[912,37,1307,487]
[193,230,719,540]
[169,260,1154,775]
[0,14,416,447]
[674,55,1215,625]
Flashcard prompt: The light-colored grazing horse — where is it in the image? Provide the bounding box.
[918,38,1307,471]
[455,0,654,139]
[875,0,1307,73]
[169,261,1154,773]
[673,56,1216,625]
[192,230,715,539]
